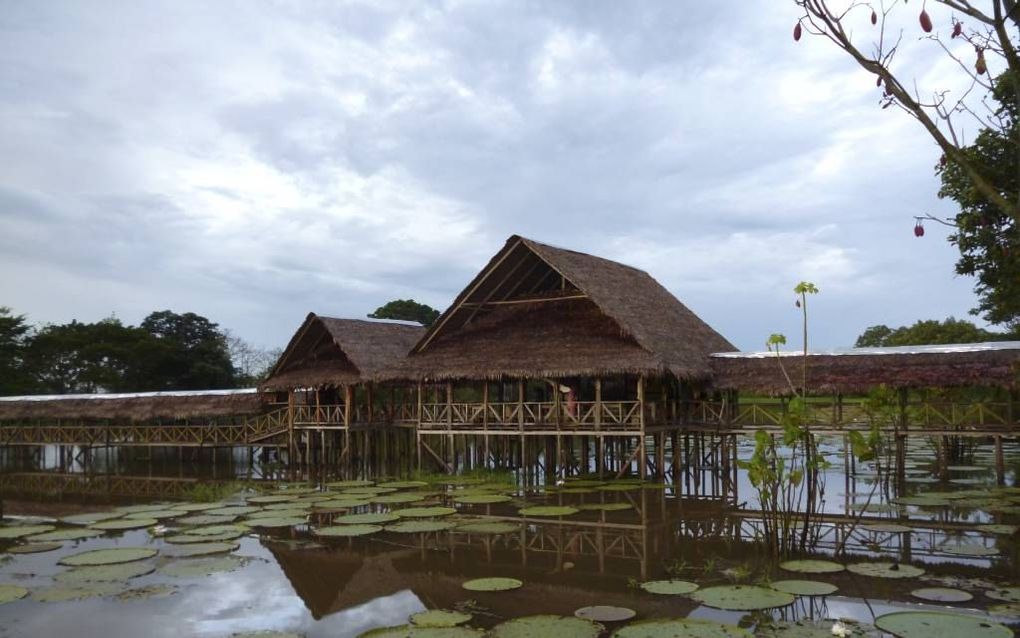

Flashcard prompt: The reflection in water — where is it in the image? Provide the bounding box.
[1,434,1019,636]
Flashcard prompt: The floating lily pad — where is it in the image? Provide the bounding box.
[247,516,307,529]
[640,580,699,595]
[386,521,455,534]
[757,620,869,638]
[574,606,636,622]
[60,547,158,566]
[988,603,1020,617]
[314,524,382,537]
[874,611,1012,638]
[489,614,603,638]
[456,522,520,535]
[7,542,62,554]
[0,584,28,604]
[454,495,513,505]
[0,525,55,539]
[985,587,1020,602]
[343,487,397,495]
[372,493,428,505]
[770,580,837,597]
[410,609,473,627]
[247,495,300,504]
[911,587,973,603]
[34,582,123,602]
[169,542,238,557]
[941,543,999,557]
[358,626,483,638]
[323,498,372,508]
[125,510,183,520]
[179,512,241,525]
[860,523,913,533]
[691,585,795,610]
[610,618,752,637]
[90,518,158,531]
[186,524,250,536]
[462,577,523,592]
[28,528,104,542]
[247,509,308,520]
[575,503,633,512]
[335,512,400,525]
[778,559,845,574]
[378,480,429,489]
[206,506,260,517]
[56,561,156,583]
[61,512,122,526]
[115,504,168,514]
[518,506,579,517]
[160,556,245,578]
[325,480,375,489]
[116,584,177,601]
[847,562,925,578]
[396,507,457,518]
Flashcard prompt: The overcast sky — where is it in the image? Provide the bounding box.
[0,1,989,352]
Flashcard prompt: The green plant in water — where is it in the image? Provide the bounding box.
[180,481,250,503]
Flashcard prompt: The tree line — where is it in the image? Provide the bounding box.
[0,307,280,396]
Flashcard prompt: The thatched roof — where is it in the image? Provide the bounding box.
[384,235,735,381]
[261,314,424,391]
[710,342,1020,395]
[0,389,262,422]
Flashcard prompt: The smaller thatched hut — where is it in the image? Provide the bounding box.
[710,342,1020,396]
[0,388,261,423]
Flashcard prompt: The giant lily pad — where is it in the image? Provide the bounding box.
[640,580,699,595]
[159,556,245,578]
[0,584,28,604]
[910,587,973,603]
[770,580,837,597]
[489,615,603,638]
[456,522,520,535]
[169,542,239,557]
[314,524,382,537]
[34,582,123,602]
[874,611,1012,638]
[0,525,55,539]
[691,585,795,610]
[186,524,249,536]
[462,577,523,592]
[778,559,845,574]
[325,480,375,489]
[410,610,472,627]
[124,510,183,520]
[56,561,156,583]
[846,562,925,579]
[576,503,633,512]
[378,480,429,489]
[90,518,158,531]
[247,495,299,504]
[7,542,62,554]
[247,509,308,520]
[985,587,1020,602]
[611,618,752,637]
[454,495,513,505]
[177,514,237,526]
[335,512,400,525]
[518,506,579,517]
[115,504,168,514]
[358,626,483,638]
[206,506,260,517]
[247,516,307,529]
[574,606,635,622]
[61,512,122,526]
[343,487,396,495]
[28,528,104,542]
[386,521,455,534]
[372,493,428,505]
[323,498,372,508]
[395,507,457,518]
[60,547,158,566]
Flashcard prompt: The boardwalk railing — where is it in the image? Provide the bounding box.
[418,401,642,432]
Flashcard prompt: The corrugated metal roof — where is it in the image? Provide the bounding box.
[711,341,1020,359]
[0,388,258,402]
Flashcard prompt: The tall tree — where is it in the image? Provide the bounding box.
[25,317,150,393]
[855,317,1013,346]
[0,307,34,395]
[137,310,237,390]
[368,299,441,326]
[792,1,1020,327]
[225,330,283,386]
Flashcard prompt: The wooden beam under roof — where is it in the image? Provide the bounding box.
[460,294,588,308]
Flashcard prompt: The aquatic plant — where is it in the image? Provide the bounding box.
[55,561,156,583]
[874,611,1012,638]
[488,615,603,638]
[610,618,751,638]
[0,584,28,605]
[691,585,795,611]
[639,580,699,595]
[59,547,157,566]
[573,606,635,622]
[769,580,837,596]
[461,577,522,592]
[180,481,250,503]
[409,610,472,627]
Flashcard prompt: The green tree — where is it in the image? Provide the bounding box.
[136,310,237,390]
[0,307,35,395]
[25,317,150,393]
[854,317,1012,348]
[368,299,441,326]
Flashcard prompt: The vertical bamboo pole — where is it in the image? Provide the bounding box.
[483,381,490,469]
[518,379,525,474]
[595,377,603,476]
[446,381,454,471]
[638,375,646,480]
[416,381,423,474]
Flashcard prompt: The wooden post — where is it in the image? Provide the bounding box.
[482,382,490,468]
[343,385,353,467]
[518,379,525,473]
[287,391,295,466]
[416,381,423,473]
[995,435,1006,485]
[595,377,603,476]
[638,375,646,480]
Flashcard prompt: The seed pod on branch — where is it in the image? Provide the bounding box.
[952,21,962,38]
[919,9,933,33]
[914,222,925,237]
[793,21,802,41]
[871,10,878,25]
[976,49,987,75]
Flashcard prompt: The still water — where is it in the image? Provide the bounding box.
[1,436,1019,637]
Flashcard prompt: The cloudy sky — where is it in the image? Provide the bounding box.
[0,1,988,352]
